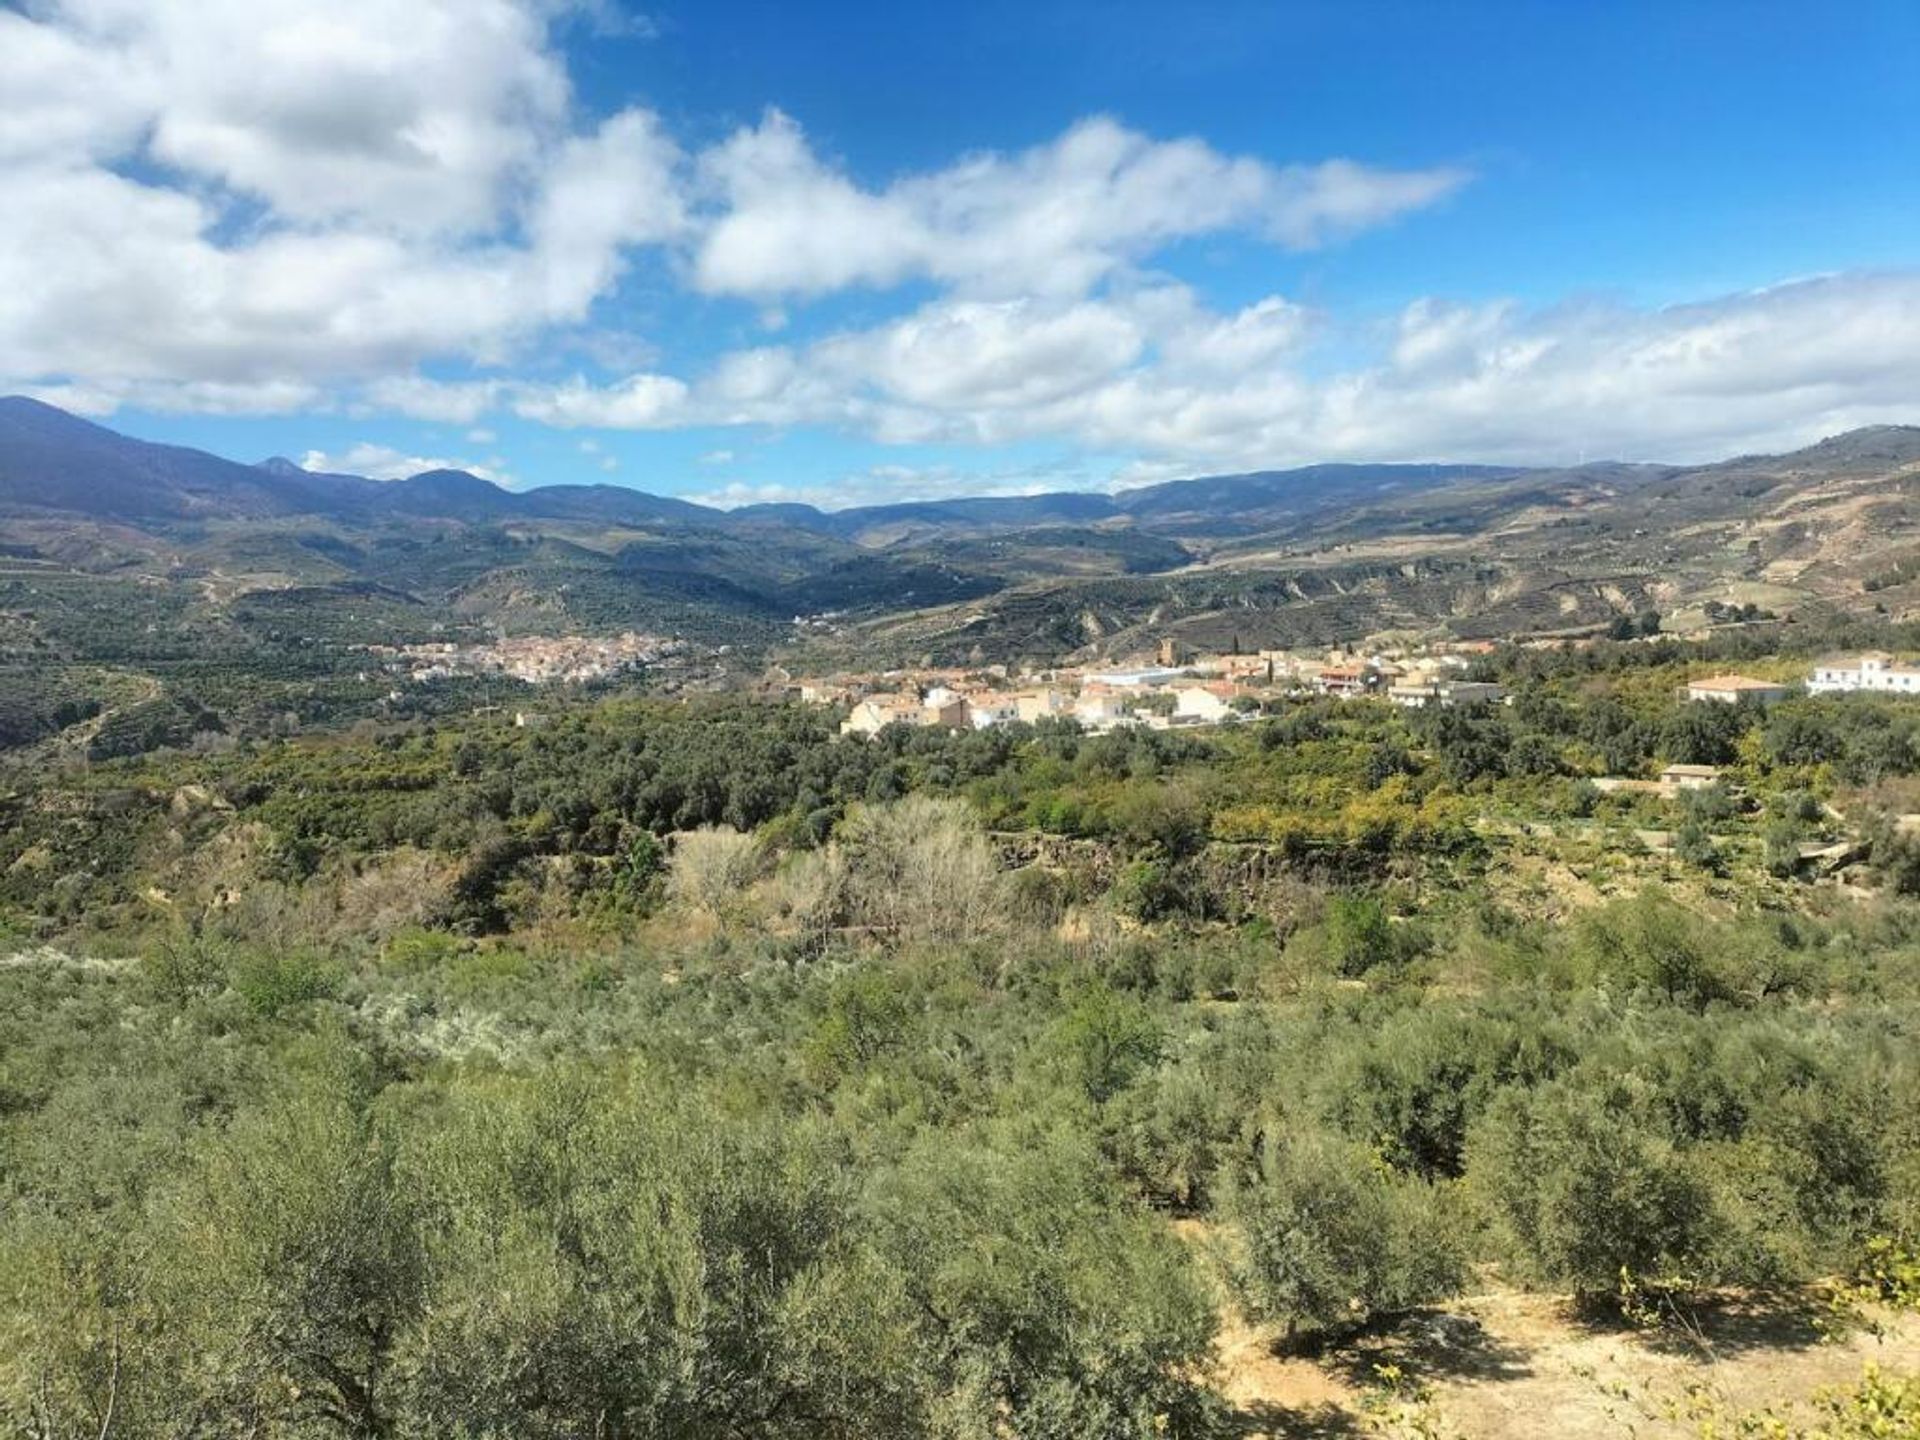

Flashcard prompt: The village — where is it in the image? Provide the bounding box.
[798,642,1920,740]
[367,631,685,686]
[801,637,1501,738]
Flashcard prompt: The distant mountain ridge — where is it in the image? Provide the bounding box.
[0,397,722,530]
[5,394,1920,660]
[0,394,1602,539]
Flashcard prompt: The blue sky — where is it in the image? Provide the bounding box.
[5,0,1919,506]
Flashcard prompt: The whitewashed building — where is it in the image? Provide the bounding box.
[965,693,1021,728]
[1684,674,1790,705]
[1074,693,1132,728]
[1807,653,1920,695]
[1387,679,1506,708]
[1173,685,1235,723]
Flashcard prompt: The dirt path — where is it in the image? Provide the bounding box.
[1208,1284,1920,1438]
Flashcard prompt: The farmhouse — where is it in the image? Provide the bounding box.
[1387,679,1506,708]
[1808,653,1920,695]
[1685,674,1789,705]
[1659,763,1723,792]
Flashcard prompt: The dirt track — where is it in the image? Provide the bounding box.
[1211,1284,1920,1438]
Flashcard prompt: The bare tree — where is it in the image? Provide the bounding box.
[840,796,1005,943]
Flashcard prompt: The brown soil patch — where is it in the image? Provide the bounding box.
[1201,1279,1920,1439]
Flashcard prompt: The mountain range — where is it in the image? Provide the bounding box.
[4,393,1920,670]
[0,394,1512,543]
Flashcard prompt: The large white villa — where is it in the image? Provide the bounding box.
[1807,652,1920,695]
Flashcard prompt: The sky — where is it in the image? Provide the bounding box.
[4,0,1919,509]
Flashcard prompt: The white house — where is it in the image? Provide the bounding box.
[1685,674,1789,705]
[1173,684,1237,723]
[1084,666,1191,688]
[1074,693,1132,728]
[1807,653,1920,695]
[1387,679,1505,708]
[965,693,1021,728]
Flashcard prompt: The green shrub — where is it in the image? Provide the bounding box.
[1049,987,1164,1105]
[1225,1130,1466,1343]
[1469,1077,1721,1296]
[228,947,342,1018]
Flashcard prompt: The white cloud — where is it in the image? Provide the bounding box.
[0,125,680,398]
[0,2,681,406]
[300,441,510,483]
[19,376,328,417]
[688,458,1111,512]
[6,2,1914,487]
[517,270,1920,473]
[694,111,1468,301]
[510,372,690,428]
[816,298,1147,413]
[523,106,687,311]
[18,0,570,235]
[1156,295,1312,378]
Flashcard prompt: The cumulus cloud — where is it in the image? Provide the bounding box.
[511,372,690,428]
[0,4,1452,424]
[301,442,510,483]
[1071,271,1920,468]
[525,271,1920,472]
[5,0,569,233]
[0,1,680,405]
[362,377,506,424]
[694,111,1467,300]
[687,459,1105,513]
[5,1,1914,487]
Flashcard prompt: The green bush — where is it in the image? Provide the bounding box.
[1225,1130,1466,1343]
[1469,1077,1721,1296]
[1048,986,1164,1105]
[227,947,343,1018]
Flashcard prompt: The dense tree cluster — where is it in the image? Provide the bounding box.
[4,658,1920,1434]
